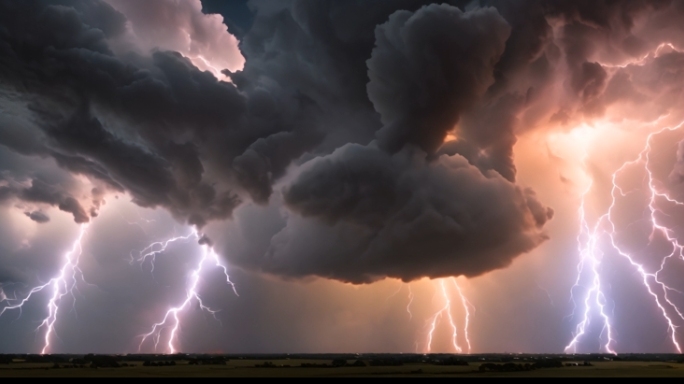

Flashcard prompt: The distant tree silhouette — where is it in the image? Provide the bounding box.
[351,360,366,367]
[369,358,402,367]
[331,359,347,367]
[434,357,468,366]
[84,354,121,368]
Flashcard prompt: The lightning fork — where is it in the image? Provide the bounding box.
[137,230,237,354]
[566,121,684,353]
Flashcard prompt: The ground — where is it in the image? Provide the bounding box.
[2,354,684,377]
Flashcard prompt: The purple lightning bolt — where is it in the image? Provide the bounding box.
[0,224,90,354]
[566,121,684,354]
[423,277,473,353]
[137,229,237,354]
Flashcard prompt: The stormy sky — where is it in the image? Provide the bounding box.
[2,0,684,354]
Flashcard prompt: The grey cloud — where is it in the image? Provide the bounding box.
[237,0,684,284]
[5,0,684,356]
[368,4,511,155]
[25,0,684,284]
[277,143,553,283]
[571,62,608,104]
[58,196,89,223]
[0,0,556,283]
[0,0,246,225]
[24,211,50,223]
[255,4,553,282]
[0,3,683,356]
[20,179,89,223]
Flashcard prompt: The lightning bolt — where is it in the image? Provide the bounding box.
[129,231,197,275]
[406,285,414,320]
[0,224,90,354]
[452,278,473,353]
[38,224,90,354]
[190,55,230,81]
[1,214,237,355]
[564,181,616,354]
[137,229,237,354]
[423,277,472,354]
[386,283,415,320]
[566,121,684,354]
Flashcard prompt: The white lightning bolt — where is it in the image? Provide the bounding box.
[423,277,473,354]
[566,121,684,354]
[138,229,237,354]
[0,224,90,354]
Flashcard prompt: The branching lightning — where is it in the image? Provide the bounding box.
[0,224,90,354]
[423,277,472,354]
[453,278,473,353]
[137,229,238,354]
[0,213,239,355]
[566,121,684,354]
[565,182,616,354]
[130,231,197,275]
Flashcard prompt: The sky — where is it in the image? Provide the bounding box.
[2,0,684,354]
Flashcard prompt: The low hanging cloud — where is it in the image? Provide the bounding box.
[276,143,553,283]
[5,0,684,283]
[0,174,90,223]
[258,4,553,283]
[0,0,247,227]
[24,211,51,223]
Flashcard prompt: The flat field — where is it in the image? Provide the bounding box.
[2,358,684,377]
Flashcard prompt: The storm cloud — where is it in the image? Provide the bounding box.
[4,0,684,284]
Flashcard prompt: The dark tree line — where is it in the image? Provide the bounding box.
[479,359,564,373]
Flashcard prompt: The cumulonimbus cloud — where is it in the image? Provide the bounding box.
[3,0,684,283]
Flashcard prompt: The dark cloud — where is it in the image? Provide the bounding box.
[224,0,684,283]
[0,177,90,223]
[571,61,608,115]
[243,3,554,283]
[58,196,89,223]
[369,4,511,155]
[0,0,555,283]
[293,0,541,279]
[17,0,684,284]
[3,0,684,357]
[24,211,50,223]
[0,0,246,226]
[278,144,553,283]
